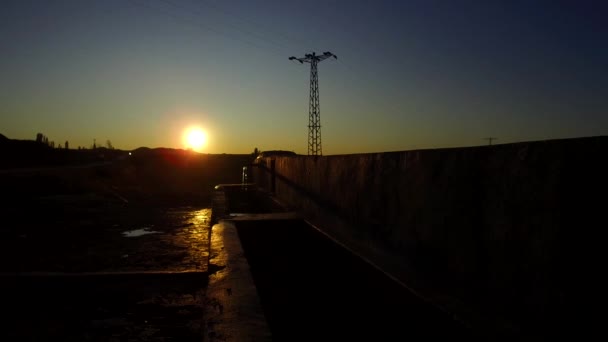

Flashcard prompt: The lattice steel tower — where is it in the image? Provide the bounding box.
[289,51,337,156]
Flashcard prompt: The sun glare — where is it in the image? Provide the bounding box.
[183,127,208,152]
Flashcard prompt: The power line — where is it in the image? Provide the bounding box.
[126,0,285,55]
[161,0,291,52]
[197,0,322,52]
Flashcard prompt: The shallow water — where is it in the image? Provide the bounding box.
[122,227,159,237]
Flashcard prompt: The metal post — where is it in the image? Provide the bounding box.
[270,159,276,194]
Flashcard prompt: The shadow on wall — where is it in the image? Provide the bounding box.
[252,136,608,340]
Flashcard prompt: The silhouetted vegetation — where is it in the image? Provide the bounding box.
[0,133,122,169]
[1,132,254,205]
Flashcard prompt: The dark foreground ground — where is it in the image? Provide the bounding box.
[3,273,208,341]
[1,148,486,341]
[236,219,480,341]
[0,199,213,341]
[0,148,251,341]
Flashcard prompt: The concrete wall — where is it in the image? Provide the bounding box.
[253,137,607,338]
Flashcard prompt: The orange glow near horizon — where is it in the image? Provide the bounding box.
[182,126,208,152]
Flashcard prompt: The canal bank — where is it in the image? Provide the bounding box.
[211,184,479,341]
[252,136,607,340]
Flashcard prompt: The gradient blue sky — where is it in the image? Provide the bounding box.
[1,0,606,154]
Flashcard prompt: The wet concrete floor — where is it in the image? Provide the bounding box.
[1,205,212,341]
[3,272,208,341]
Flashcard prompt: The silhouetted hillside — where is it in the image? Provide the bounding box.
[0,134,125,169]
[0,133,256,206]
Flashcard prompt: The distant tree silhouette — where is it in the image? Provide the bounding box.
[65,141,69,149]
[50,141,55,148]
[106,140,114,150]
[36,133,53,146]
[252,147,259,156]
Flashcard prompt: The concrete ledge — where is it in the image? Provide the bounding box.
[204,221,271,342]
[224,212,301,221]
[0,270,207,278]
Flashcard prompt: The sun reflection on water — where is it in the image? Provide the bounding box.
[112,208,214,272]
[183,208,212,271]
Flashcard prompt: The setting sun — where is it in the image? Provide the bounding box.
[183,127,208,152]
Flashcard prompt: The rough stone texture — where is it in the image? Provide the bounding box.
[253,136,607,339]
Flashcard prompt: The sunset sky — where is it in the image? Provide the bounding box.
[1,0,606,154]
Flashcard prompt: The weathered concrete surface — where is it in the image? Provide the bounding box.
[0,204,213,340]
[0,206,211,273]
[253,136,607,339]
[235,218,478,341]
[204,221,271,341]
[2,271,208,341]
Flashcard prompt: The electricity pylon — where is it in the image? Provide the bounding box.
[289,51,337,156]
[484,137,498,145]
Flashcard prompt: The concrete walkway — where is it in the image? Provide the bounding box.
[210,186,481,341]
[204,221,272,341]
